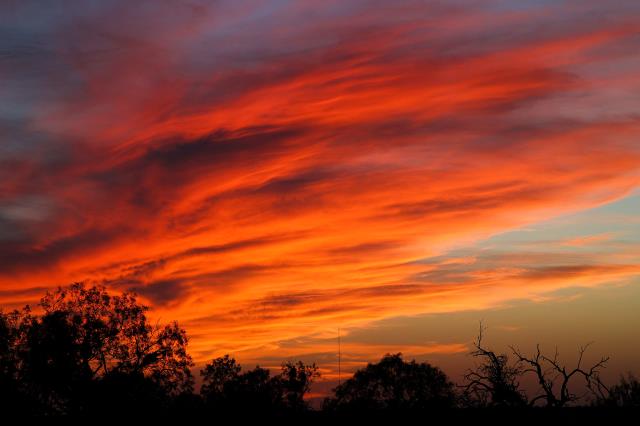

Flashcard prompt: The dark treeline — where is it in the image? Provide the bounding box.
[0,283,638,417]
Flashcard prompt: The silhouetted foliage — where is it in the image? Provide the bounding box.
[88,370,169,414]
[39,283,194,395]
[200,354,241,406]
[280,361,320,411]
[201,355,319,413]
[462,324,528,407]
[0,309,29,412]
[323,353,456,411]
[227,365,284,411]
[595,373,640,407]
[0,283,193,415]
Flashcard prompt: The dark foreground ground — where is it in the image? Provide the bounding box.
[286,408,635,424]
[37,408,639,425]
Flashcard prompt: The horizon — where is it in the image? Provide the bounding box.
[1,0,639,401]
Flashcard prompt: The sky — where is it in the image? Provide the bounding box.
[1,0,639,393]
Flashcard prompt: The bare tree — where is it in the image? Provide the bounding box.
[510,342,609,407]
[462,323,527,407]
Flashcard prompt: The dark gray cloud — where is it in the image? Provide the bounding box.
[130,278,187,306]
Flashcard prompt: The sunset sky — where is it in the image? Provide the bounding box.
[1,0,639,392]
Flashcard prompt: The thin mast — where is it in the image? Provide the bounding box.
[338,327,341,386]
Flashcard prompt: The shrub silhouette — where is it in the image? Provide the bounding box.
[596,374,640,407]
[323,353,456,411]
[200,355,319,413]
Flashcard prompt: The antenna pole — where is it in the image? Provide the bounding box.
[338,327,341,386]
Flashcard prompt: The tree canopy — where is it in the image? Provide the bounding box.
[0,283,193,415]
[324,353,456,411]
[200,356,319,413]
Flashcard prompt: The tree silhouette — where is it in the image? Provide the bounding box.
[324,353,456,411]
[462,324,527,407]
[0,309,29,413]
[0,283,193,414]
[226,365,284,411]
[510,343,608,407]
[201,355,319,413]
[200,354,242,408]
[463,323,610,408]
[22,309,98,413]
[280,361,320,411]
[39,283,194,395]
